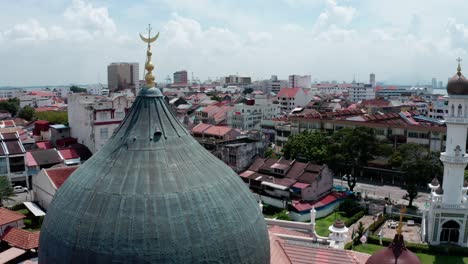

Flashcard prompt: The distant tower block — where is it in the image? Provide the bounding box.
[370,73,376,87]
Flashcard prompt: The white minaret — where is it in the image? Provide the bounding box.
[440,58,468,205]
[426,59,468,247]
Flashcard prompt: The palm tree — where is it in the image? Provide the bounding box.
[0,176,15,207]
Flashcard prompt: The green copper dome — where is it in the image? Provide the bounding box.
[39,88,270,263]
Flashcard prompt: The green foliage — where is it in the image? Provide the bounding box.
[338,199,362,217]
[274,211,292,220]
[262,204,284,216]
[0,176,15,207]
[327,127,379,191]
[344,211,365,227]
[210,95,221,102]
[368,215,386,234]
[18,106,35,121]
[355,221,365,244]
[0,98,20,116]
[282,130,328,163]
[35,111,68,125]
[264,148,277,158]
[397,144,442,207]
[365,235,468,256]
[242,88,254,95]
[315,212,351,236]
[70,85,87,93]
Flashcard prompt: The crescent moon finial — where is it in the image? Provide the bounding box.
[140,24,160,89]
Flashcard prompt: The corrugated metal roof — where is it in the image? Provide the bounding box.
[39,88,270,263]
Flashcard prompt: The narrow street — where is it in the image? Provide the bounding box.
[333,178,430,209]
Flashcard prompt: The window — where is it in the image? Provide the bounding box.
[0,158,7,175]
[116,111,125,119]
[9,156,24,173]
[98,112,108,121]
[100,128,109,139]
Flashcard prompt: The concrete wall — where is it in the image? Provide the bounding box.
[32,169,56,210]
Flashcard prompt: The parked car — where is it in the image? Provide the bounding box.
[13,186,28,193]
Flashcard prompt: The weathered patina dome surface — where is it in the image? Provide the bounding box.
[447,73,468,95]
[39,88,270,263]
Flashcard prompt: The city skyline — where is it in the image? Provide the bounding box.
[2,0,468,86]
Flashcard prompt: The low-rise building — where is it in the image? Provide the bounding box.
[0,132,27,184]
[239,158,333,208]
[208,138,267,172]
[227,94,280,130]
[277,88,311,112]
[348,83,375,102]
[0,208,25,235]
[68,94,134,153]
[33,166,78,210]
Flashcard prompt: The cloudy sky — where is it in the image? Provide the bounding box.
[1,0,468,86]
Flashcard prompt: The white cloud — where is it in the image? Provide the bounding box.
[315,0,356,28]
[447,18,468,49]
[248,31,273,44]
[3,19,48,41]
[64,0,116,35]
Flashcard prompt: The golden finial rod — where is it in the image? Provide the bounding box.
[457,58,462,77]
[139,24,160,88]
[397,206,407,239]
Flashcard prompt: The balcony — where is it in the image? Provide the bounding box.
[445,117,468,124]
[439,153,468,164]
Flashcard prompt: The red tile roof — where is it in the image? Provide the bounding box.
[277,88,301,98]
[191,123,212,134]
[269,232,361,264]
[28,91,55,97]
[25,152,37,167]
[203,125,233,137]
[1,227,40,250]
[36,141,52,150]
[58,149,80,160]
[45,166,79,189]
[0,208,26,226]
[291,192,348,212]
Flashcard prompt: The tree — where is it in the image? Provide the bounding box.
[0,176,15,207]
[282,130,328,164]
[70,86,87,93]
[0,98,20,116]
[399,145,442,207]
[18,106,35,121]
[210,95,221,102]
[242,88,254,95]
[264,148,277,159]
[35,111,68,125]
[326,127,379,192]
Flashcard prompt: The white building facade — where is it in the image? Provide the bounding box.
[277,88,311,112]
[289,75,311,89]
[227,99,279,130]
[348,83,375,102]
[68,94,134,153]
[425,64,468,247]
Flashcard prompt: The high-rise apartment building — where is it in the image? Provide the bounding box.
[107,63,139,93]
[431,77,437,89]
[222,75,251,86]
[370,73,376,87]
[288,75,311,88]
[173,70,188,86]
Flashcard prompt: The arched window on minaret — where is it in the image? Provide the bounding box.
[451,104,455,117]
[458,104,463,117]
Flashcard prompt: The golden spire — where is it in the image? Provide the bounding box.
[457,58,463,77]
[139,24,160,88]
[396,206,407,239]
